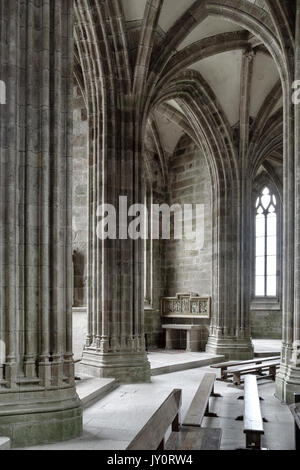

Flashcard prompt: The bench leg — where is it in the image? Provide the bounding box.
[204,400,218,418]
[220,368,228,380]
[233,372,241,386]
[211,387,222,398]
[157,438,165,451]
[172,413,180,432]
[269,366,276,381]
[245,431,261,450]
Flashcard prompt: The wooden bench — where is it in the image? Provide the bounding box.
[127,381,222,451]
[183,373,222,427]
[230,360,280,386]
[165,426,222,451]
[211,356,280,381]
[127,389,182,450]
[242,375,264,450]
[289,394,300,451]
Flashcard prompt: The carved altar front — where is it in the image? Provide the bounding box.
[161,293,211,319]
[161,293,211,351]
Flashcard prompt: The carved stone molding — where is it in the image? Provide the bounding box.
[161,293,211,319]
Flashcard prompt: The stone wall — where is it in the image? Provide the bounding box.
[161,135,213,349]
[250,309,282,339]
[142,133,214,350]
[165,135,213,297]
[72,86,88,307]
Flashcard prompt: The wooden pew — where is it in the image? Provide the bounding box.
[165,426,222,451]
[183,373,222,427]
[127,377,222,451]
[127,389,182,450]
[165,372,222,450]
[210,356,280,381]
[231,360,280,386]
[243,375,264,450]
[289,394,300,451]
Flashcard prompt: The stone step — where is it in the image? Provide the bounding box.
[254,351,281,358]
[0,438,11,450]
[76,375,118,408]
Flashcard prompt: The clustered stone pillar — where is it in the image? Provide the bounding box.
[205,173,254,361]
[276,0,300,404]
[0,0,82,447]
[74,0,151,383]
[206,50,255,361]
[78,99,151,381]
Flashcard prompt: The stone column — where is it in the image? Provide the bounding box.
[205,183,254,360]
[276,0,300,404]
[0,0,82,447]
[78,106,151,382]
[74,0,150,383]
[206,50,254,360]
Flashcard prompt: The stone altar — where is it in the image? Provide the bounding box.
[161,294,211,351]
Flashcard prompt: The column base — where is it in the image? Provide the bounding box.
[276,342,300,404]
[206,333,254,360]
[276,366,300,404]
[0,387,82,448]
[79,350,151,383]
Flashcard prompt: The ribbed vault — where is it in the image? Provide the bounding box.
[73,0,297,389]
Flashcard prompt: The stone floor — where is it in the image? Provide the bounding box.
[202,376,294,450]
[21,360,294,451]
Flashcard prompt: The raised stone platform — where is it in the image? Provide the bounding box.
[253,339,281,357]
[148,350,224,376]
[76,375,118,408]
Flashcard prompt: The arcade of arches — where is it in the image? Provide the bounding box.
[0,0,300,448]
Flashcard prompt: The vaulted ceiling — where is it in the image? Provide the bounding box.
[121,0,289,182]
[75,0,295,185]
